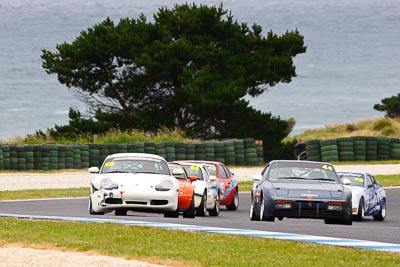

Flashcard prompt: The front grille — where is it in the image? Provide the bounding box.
[150,200,168,205]
[125,201,147,205]
[105,198,123,204]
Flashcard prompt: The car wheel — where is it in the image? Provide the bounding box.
[208,193,220,216]
[324,219,338,224]
[226,189,239,210]
[88,197,104,215]
[196,191,207,217]
[115,209,127,216]
[183,194,196,218]
[250,201,260,221]
[260,197,274,222]
[373,198,386,221]
[354,198,364,221]
[164,210,179,218]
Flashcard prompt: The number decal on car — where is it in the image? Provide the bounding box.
[322,165,333,171]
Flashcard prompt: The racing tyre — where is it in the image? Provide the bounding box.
[88,197,104,215]
[354,198,364,221]
[115,209,128,216]
[260,198,275,222]
[208,193,220,216]
[250,201,260,221]
[373,198,386,221]
[226,189,239,210]
[164,210,179,218]
[183,194,196,218]
[196,191,207,217]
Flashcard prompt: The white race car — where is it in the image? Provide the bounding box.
[338,171,387,221]
[174,161,220,216]
[88,153,180,217]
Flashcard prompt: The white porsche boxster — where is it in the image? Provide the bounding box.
[337,171,387,221]
[174,161,220,216]
[88,153,180,217]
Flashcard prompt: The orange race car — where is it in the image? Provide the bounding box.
[168,163,197,218]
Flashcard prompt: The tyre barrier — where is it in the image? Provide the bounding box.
[297,136,400,163]
[0,138,264,170]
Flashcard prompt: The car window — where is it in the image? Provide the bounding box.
[219,165,229,179]
[169,165,187,180]
[338,173,365,187]
[366,175,374,188]
[204,164,217,176]
[101,157,170,175]
[182,165,204,180]
[266,161,339,182]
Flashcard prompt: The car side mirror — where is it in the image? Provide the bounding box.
[189,176,197,182]
[88,167,99,173]
[342,178,351,185]
[209,175,217,182]
[172,168,184,175]
[252,174,262,182]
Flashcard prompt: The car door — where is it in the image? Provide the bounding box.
[365,174,378,215]
[218,165,231,199]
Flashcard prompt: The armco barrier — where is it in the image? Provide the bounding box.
[0,138,264,170]
[298,136,400,163]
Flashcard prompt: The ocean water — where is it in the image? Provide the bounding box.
[1,0,399,140]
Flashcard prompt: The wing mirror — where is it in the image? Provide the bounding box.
[172,168,184,175]
[342,178,351,185]
[88,167,99,173]
[189,176,197,182]
[252,174,262,182]
[209,175,217,182]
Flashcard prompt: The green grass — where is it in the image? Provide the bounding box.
[1,176,399,201]
[0,218,399,267]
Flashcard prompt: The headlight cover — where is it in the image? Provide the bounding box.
[101,178,118,190]
[155,179,174,191]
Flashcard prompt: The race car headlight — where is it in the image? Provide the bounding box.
[101,178,118,190]
[155,179,174,191]
[327,201,344,211]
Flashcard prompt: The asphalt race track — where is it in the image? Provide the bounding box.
[1,190,399,245]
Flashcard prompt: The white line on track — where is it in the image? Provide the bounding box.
[1,213,399,253]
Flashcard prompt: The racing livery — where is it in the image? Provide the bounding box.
[251,160,353,225]
[174,161,220,216]
[174,160,239,210]
[88,153,180,217]
[337,171,386,221]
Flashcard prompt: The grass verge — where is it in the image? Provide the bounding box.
[0,217,399,267]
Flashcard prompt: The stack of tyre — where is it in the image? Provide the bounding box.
[390,138,400,160]
[224,140,235,166]
[194,143,206,160]
[305,140,321,161]
[320,139,339,162]
[2,145,10,169]
[185,143,196,160]
[233,139,246,166]
[352,136,367,161]
[164,142,176,162]
[204,141,215,161]
[155,142,167,159]
[244,138,258,166]
[377,136,391,160]
[365,137,378,161]
[337,137,354,162]
[0,147,4,170]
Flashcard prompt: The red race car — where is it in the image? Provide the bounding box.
[173,160,239,210]
[168,163,197,218]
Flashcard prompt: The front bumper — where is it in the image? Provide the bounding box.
[91,188,179,213]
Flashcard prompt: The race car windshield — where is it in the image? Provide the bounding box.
[181,165,204,180]
[267,162,339,182]
[204,164,217,176]
[101,158,170,175]
[338,173,365,187]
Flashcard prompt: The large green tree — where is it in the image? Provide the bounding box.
[42,3,306,159]
[374,93,400,118]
